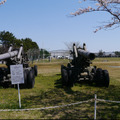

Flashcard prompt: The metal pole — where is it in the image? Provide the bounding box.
[18,84,21,108]
[42,41,44,63]
[43,49,44,63]
[94,94,97,120]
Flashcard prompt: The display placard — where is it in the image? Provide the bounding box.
[10,64,24,85]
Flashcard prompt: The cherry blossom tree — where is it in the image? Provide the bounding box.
[71,0,120,32]
[0,0,6,5]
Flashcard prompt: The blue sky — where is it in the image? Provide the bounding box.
[0,0,120,52]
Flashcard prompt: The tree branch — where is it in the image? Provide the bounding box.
[71,0,120,32]
[0,0,6,5]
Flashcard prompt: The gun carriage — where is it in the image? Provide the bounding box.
[0,44,37,88]
[61,43,110,87]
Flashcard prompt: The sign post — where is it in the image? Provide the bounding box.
[94,94,97,120]
[17,84,21,108]
[10,64,24,108]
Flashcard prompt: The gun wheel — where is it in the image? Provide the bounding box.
[68,69,74,87]
[95,68,103,86]
[103,70,110,87]
[61,66,69,86]
[27,69,35,88]
[22,69,29,88]
[34,65,38,76]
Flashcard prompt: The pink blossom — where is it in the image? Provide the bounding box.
[71,0,120,32]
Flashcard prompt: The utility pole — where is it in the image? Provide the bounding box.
[42,41,44,63]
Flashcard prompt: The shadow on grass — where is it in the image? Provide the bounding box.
[22,88,95,119]
[54,76,120,98]
[54,78,74,94]
[40,103,94,119]
[22,88,74,108]
[21,74,120,119]
[54,77,101,94]
[97,102,120,119]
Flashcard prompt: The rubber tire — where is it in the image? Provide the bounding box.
[61,65,67,86]
[61,65,64,83]
[61,65,64,79]
[23,69,28,88]
[0,67,4,84]
[68,69,74,87]
[62,68,69,86]
[34,65,38,76]
[27,69,35,88]
[103,70,110,87]
[67,63,71,68]
[95,68,103,86]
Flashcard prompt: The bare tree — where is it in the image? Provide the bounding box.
[0,0,6,5]
[64,41,81,50]
[71,0,120,32]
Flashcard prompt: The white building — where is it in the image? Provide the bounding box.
[50,50,70,59]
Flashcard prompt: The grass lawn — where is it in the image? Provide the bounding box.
[0,58,120,119]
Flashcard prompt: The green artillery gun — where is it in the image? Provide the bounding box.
[61,43,110,87]
[0,44,37,88]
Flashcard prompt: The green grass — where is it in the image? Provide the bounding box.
[0,58,120,119]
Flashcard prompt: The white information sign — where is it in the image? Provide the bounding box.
[10,64,24,108]
[10,64,24,85]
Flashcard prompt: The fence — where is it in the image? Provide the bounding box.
[0,94,120,119]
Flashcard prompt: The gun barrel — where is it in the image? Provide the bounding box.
[78,49,95,60]
[17,45,23,59]
[0,50,18,61]
[73,43,78,58]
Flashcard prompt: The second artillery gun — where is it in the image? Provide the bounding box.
[61,43,110,87]
[0,44,37,88]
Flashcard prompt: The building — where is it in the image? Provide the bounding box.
[50,50,70,59]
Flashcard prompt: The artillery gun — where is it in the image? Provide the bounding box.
[0,44,37,88]
[61,43,110,87]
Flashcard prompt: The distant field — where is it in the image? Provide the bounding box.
[95,57,120,62]
[0,58,120,119]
